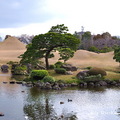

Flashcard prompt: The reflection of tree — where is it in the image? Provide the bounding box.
[117,108,120,115]
[11,75,27,81]
[23,87,57,120]
[23,87,78,120]
[79,86,106,93]
[62,112,78,120]
[23,100,57,120]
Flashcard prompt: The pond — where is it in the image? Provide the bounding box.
[0,73,120,120]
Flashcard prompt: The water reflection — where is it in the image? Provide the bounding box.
[11,75,27,81]
[24,87,78,120]
[0,74,120,120]
[79,86,106,93]
[24,99,57,120]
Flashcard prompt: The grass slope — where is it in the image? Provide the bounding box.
[49,50,119,72]
[49,50,120,80]
[0,36,26,64]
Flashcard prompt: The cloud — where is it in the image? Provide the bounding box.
[0,0,52,28]
[0,0,120,37]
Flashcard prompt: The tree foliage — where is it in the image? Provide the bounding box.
[48,24,68,34]
[73,31,80,39]
[59,48,74,63]
[113,46,120,66]
[20,24,80,69]
[82,31,91,40]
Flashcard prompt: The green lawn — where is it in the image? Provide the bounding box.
[105,71,120,80]
[48,70,79,83]
[48,69,120,83]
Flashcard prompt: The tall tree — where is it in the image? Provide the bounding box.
[21,24,80,69]
[113,46,120,66]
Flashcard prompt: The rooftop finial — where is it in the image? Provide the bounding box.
[81,26,84,32]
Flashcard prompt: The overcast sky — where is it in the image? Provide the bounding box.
[0,0,120,38]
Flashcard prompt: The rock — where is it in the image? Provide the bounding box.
[52,85,61,90]
[5,35,11,39]
[88,82,95,86]
[97,81,107,86]
[71,66,77,71]
[94,83,101,87]
[61,64,77,71]
[115,83,120,86]
[3,82,7,84]
[1,65,9,72]
[22,82,27,86]
[67,84,71,87]
[64,84,68,87]
[36,64,46,70]
[34,82,42,87]
[83,82,87,86]
[80,82,87,86]
[9,81,15,84]
[79,83,84,87]
[104,79,111,84]
[110,81,117,85]
[65,71,73,75]
[71,83,78,86]
[26,83,33,87]
[59,83,65,87]
[118,80,120,83]
[76,71,89,80]
[0,112,4,116]
[44,82,52,89]
[115,80,120,83]
[16,81,22,84]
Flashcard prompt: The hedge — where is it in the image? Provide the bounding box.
[30,70,49,80]
[54,68,66,74]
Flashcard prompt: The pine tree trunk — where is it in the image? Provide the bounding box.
[45,56,49,69]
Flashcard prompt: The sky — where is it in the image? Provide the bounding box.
[0,0,120,39]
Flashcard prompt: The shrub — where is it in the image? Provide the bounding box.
[30,70,49,80]
[13,65,27,75]
[54,61,63,68]
[7,61,18,65]
[15,65,27,71]
[49,64,55,69]
[54,68,66,74]
[42,76,55,83]
[87,67,107,76]
[86,66,92,70]
[89,46,99,52]
[84,74,102,81]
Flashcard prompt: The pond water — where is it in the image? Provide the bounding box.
[0,73,120,120]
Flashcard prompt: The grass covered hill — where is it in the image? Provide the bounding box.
[49,50,119,72]
[0,35,119,72]
[0,36,26,64]
[0,35,26,50]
